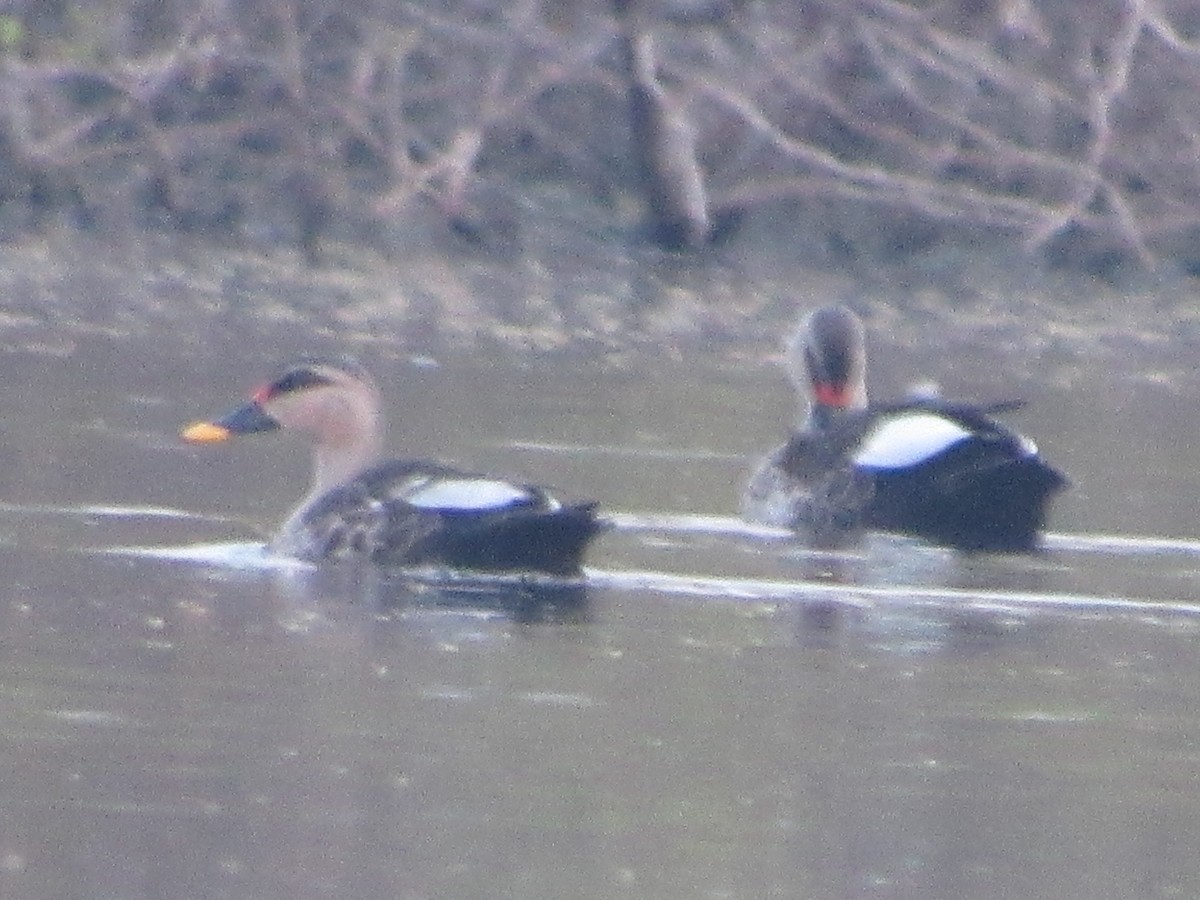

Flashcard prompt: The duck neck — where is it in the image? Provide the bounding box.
[308,428,383,498]
[805,404,835,432]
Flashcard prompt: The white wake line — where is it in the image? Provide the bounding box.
[585,568,1200,618]
[108,542,1200,618]
[10,502,1200,559]
[605,512,793,540]
[0,501,238,522]
[106,541,309,571]
[1041,532,1200,556]
[105,542,587,589]
[606,511,1200,557]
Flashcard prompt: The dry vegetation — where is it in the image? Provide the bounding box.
[2,0,1200,277]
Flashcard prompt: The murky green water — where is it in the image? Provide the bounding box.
[2,328,1200,900]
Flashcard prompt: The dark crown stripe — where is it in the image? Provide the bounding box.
[265,367,334,398]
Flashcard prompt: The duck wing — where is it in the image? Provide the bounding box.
[848,404,1066,551]
[295,459,603,575]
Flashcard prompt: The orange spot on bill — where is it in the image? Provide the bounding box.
[181,421,231,444]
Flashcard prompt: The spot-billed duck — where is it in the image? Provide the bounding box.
[182,358,603,575]
[743,306,1067,551]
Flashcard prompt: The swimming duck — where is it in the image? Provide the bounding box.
[182,357,603,575]
[743,306,1067,551]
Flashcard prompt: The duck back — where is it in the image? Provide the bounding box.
[277,459,604,575]
[749,400,1067,552]
[862,431,1067,551]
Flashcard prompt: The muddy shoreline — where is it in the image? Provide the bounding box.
[0,203,1196,397]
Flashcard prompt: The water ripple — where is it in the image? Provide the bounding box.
[584,567,1200,619]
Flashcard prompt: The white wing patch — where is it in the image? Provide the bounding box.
[853,412,972,470]
[404,477,535,511]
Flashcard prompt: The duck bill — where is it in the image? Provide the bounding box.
[181,402,280,443]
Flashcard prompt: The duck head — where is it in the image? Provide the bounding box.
[786,305,867,431]
[182,357,385,494]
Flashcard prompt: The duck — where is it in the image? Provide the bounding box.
[743,305,1067,551]
[181,357,604,576]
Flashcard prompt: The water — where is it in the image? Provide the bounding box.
[2,331,1200,900]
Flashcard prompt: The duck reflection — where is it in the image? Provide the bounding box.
[268,562,591,629]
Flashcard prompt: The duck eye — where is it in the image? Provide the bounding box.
[267,368,331,398]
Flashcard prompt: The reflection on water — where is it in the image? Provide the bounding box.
[2,339,1200,900]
